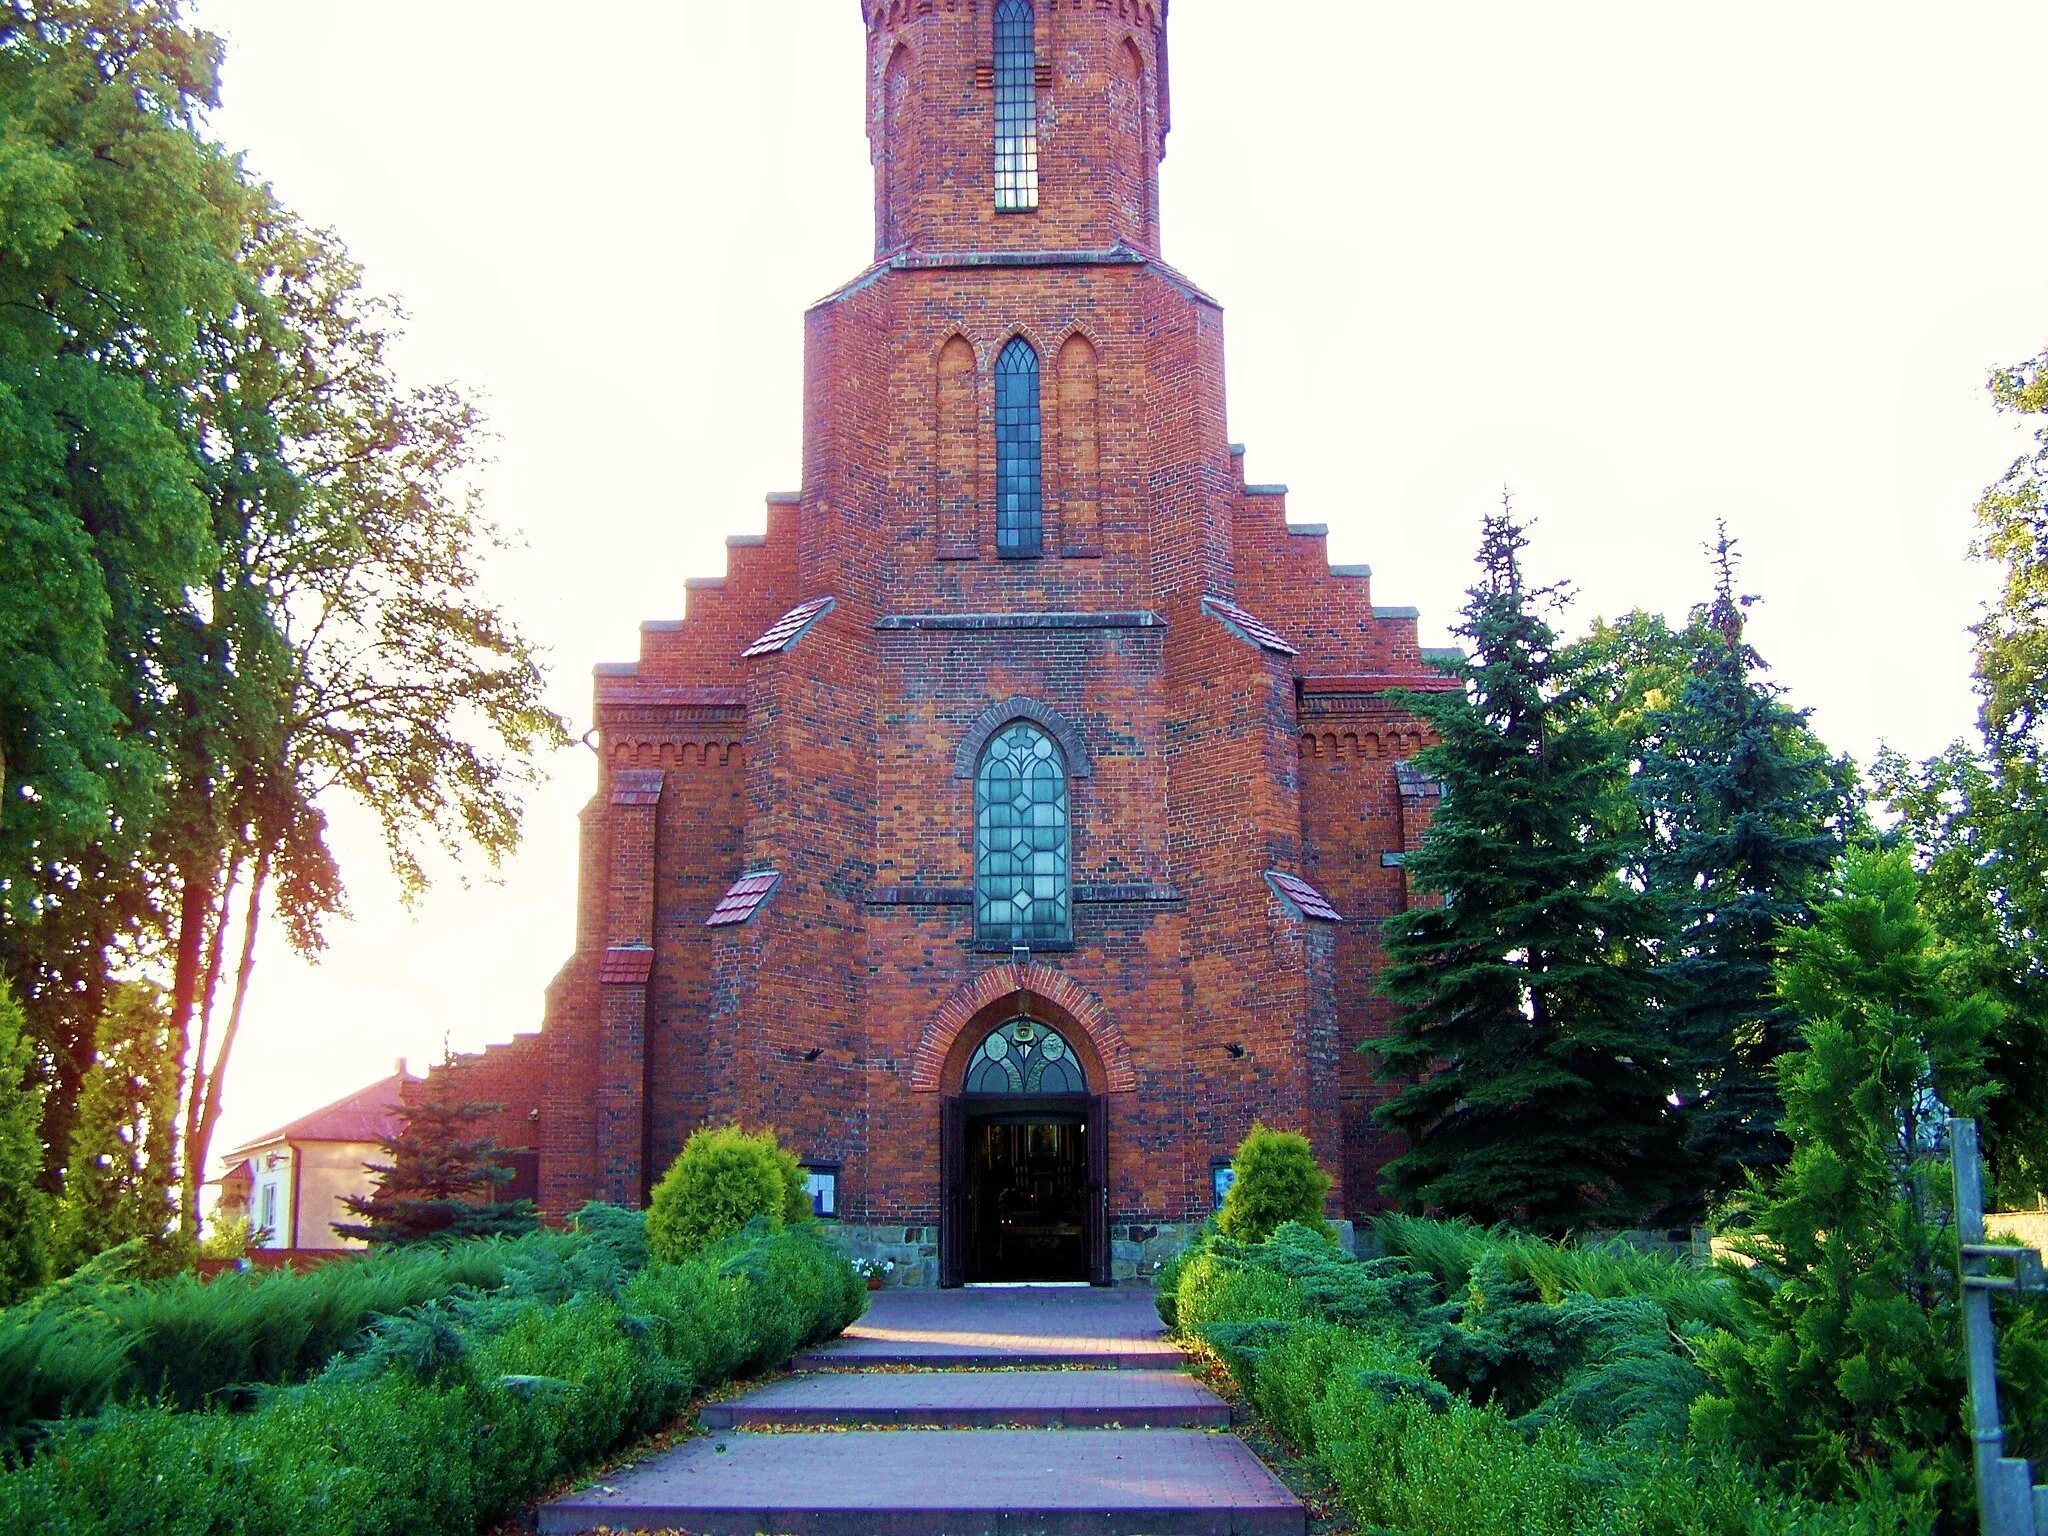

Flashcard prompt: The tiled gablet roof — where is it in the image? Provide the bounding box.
[708,870,782,927]
[598,946,655,985]
[610,769,665,806]
[1201,596,1299,657]
[1266,871,1344,923]
[743,598,836,659]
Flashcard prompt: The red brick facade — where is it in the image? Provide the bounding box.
[465,0,1454,1268]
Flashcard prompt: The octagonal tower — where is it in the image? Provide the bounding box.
[865,0,1168,258]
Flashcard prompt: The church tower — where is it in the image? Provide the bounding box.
[454,1,1458,1286]
[866,0,1167,258]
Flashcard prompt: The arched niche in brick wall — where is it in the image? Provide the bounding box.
[913,961,1136,1095]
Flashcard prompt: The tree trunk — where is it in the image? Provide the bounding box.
[164,855,219,1239]
[188,849,268,1234]
[179,855,240,1218]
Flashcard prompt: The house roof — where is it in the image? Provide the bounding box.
[220,1071,418,1160]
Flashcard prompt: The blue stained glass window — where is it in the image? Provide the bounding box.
[975,721,1070,948]
[994,0,1039,212]
[965,1019,1088,1096]
[995,338,1043,558]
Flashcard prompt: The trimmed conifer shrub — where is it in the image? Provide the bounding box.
[0,1214,866,1536]
[646,1124,809,1263]
[1217,1124,1333,1244]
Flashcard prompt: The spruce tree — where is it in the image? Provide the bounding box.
[0,980,53,1304]
[333,1056,536,1246]
[1639,530,1856,1206]
[1374,509,1680,1232]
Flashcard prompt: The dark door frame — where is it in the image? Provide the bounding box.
[940,1094,1108,1287]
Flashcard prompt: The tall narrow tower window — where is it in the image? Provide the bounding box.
[995,338,1044,558]
[993,0,1039,212]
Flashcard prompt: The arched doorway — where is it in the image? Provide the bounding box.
[941,1017,1108,1286]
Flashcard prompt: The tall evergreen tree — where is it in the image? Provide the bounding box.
[1696,849,1999,1512]
[334,1057,536,1246]
[1638,530,1857,1207]
[0,979,52,1305]
[53,982,178,1267]
[1374,509,1680,1232]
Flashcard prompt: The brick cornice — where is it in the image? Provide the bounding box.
[912,962,1137,1094]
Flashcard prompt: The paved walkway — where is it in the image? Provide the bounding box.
[541,1287,1305,1536]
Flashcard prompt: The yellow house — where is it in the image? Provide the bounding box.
[217,1066,418,1251]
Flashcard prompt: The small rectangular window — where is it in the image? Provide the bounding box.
[802,1166,839,1219]
[259,1184,278,1241]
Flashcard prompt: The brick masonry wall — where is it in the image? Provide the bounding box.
[473,0,1455,1253]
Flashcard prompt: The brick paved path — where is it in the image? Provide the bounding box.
[540,1288,1304,1536]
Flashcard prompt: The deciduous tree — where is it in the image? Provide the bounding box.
[0,0,246,1178]
[1876,347,2048,1204]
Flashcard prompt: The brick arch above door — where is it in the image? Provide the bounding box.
[912,961,1137,1094]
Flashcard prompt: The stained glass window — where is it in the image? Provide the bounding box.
[965,1018,1088,1096]
[993,0,1038,212]
[995,338,1043,558]
[975,720,1069,948]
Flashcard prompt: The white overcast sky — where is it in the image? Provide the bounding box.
[183,0,2048,1172]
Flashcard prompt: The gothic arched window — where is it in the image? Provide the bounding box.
[993,0,1039,212]
[964,1019,1088,1096]
[975,720,1070,949]
[994,337,1043,557]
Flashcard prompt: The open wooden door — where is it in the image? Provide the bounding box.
[940,1097,967,1288]
[1087,1094,1110,1286]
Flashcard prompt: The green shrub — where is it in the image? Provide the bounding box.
[1216,1124,1333,1244]
[1176,1251,1300,1331]
[0,1234,536,1452]
[1153,1236,1203,1328]
[645,1124,808,1263]
[1166,1219,1925,1536]
[1376,1212,1744,1333]
[0,1220,864,1536]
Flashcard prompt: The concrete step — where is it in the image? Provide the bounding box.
[791,1343,1175,1370]
[539,1428,1305,1536]
[791,1288,1184,1372]
[699,1368,1231,1430]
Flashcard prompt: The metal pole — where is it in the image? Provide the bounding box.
[1952,1117,2039,1536]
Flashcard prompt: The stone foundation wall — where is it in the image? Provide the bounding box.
[826,1218,1358,1288]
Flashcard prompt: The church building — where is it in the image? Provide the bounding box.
[448,0,1455,1285]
